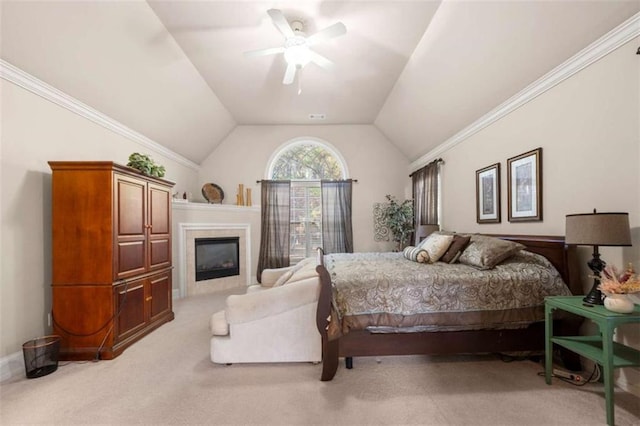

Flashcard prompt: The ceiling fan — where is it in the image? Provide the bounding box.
[244,9,347,85]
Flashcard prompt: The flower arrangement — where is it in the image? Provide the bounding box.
[598,263,640,295]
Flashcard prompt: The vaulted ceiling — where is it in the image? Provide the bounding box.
[2,1,638,165]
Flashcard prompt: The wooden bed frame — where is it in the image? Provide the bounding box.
[314,235,582,381]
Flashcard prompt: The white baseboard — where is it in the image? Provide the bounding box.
[0,351,24,383]
[172,288,181,300]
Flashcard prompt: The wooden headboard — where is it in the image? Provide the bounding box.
[492,234,581,296]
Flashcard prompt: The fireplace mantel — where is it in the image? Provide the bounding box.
[172,200,260,213]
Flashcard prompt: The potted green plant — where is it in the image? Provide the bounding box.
[381,195,414,251]
[127,153,166,178]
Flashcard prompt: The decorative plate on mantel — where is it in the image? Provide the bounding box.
[201,183,224,204]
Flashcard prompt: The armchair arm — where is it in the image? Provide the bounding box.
[225,277,320,324]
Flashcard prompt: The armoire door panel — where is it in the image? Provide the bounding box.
[114,281,146,342]
[116,241,146,277]
[149,272,171,322]
[116,178,146,235]
[149,239,170,269]
[149,185,170,235]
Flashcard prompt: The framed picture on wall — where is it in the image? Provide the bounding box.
[507,148,542,222]
[476,163,501,224]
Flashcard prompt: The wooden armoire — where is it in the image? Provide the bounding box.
[49,161,175,360]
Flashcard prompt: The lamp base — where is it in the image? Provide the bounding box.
[583,288,603,305]
[583,277,604,305]
[583,247,605,305]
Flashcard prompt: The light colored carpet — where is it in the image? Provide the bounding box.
[1,288,638,425]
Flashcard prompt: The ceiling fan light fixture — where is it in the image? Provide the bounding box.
[284,45,311,67]
[247,9,346,85]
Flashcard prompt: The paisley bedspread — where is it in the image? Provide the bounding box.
[325,250,572,339]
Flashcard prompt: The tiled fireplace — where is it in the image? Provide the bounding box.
[178,223,252,297]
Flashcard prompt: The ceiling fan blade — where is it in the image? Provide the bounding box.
[307,22,347,46]
[267,9,295,38]
[283,63,297,85]
[309,51,335,70]
[244,47,285,58]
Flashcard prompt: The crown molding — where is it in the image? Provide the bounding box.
[409,12,640,172]
[0,59,200,171]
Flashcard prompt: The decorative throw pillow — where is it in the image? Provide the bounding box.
[458,235,525,270]
[273,270,294,287]
[272,257,315,287]
[288,262,319,283]
[440,234,472,264]
[417,233,454,263]
[403,246,430,263]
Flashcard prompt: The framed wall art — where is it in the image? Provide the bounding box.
[476,163,501,224]
[507,148,542,222]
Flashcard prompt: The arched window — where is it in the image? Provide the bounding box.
[267,139,348,263]
[268,139,347,180]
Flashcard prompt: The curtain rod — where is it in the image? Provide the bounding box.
[256,179,358,184]
[409,158,444,178]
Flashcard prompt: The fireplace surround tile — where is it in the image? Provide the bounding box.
[178,223,251,297]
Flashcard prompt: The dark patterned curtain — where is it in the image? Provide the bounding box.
[257,180,291,282]
[411,160,440,244]
[321,180,353,254]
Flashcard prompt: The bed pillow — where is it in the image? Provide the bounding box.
[440,234,472,264]
[403,246,430,263]
[417,233,454,263]
[458,235,525,270]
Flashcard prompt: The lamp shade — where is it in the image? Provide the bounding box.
[565,212,631,246]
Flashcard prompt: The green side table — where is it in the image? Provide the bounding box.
[545,296,640,426]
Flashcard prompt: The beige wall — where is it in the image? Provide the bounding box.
[198,125,410,253]
[0,80,199,358]
[438,39,640,393]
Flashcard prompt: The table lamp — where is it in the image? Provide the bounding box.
[565,211,631,305]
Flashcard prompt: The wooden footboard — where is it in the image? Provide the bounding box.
[314,235,581,381]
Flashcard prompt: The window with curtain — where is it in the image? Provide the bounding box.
[263,139,352,264]
[256,180,290,282]
[321,179,353,254]
[411,159,441,244]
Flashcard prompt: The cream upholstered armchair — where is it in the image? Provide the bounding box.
[210,257,322,364]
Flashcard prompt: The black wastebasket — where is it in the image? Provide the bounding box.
[22,335,60,379]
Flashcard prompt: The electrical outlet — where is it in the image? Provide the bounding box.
[48,313,52,327]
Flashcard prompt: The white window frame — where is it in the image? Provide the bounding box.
[265,137,349,180]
